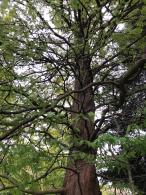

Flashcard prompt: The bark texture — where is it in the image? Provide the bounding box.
[63,160,101,195]
[63,57,101,195]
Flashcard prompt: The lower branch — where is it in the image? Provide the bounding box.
[23,188,65,195]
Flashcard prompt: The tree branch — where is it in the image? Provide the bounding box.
[22,188,65,195]
[119,54,146,85]
[0,174,65,195]
[116,54,146,108]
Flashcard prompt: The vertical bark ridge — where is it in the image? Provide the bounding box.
[63,57,101,195]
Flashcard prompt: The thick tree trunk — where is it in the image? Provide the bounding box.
[63,160,101,195]
[63,57,101,195]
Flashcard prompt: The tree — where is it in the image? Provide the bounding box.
[0,0,146,194]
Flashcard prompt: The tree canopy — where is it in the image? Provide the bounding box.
[0,0,146,194]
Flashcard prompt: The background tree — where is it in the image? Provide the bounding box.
[100,2,146,194]
[0,0,146,194]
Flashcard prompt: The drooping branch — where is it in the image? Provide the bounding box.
[117,54,146,107]
[22,188,65,195]
[0,174,65,195]
[119,54,146,85]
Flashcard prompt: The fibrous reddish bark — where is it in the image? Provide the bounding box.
[63,57,101,195]
[63,160,101,195]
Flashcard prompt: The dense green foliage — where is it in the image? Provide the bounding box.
[0,0,146,194]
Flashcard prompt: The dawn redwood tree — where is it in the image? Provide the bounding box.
[0,0,146,194]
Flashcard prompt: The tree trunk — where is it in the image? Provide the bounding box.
[63,160,101,195]
[63,57,101,195]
